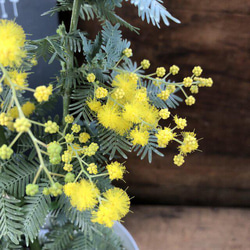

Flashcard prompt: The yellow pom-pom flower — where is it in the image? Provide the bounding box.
[183,77,193,87]
[4,70,28,90]
[87,73,96,83]
[91,188,130,227]
[179,132,199,155]
[174,115,187,130]
[166,84,176,93]
[87,98,102,113]
[173,154,185,166]
[64,179,100,211]
[84,142,99,156]
[14,117,31,132]
[123,102,144,124]
[113,88,125,99]
[71,124,81,133]
[79,132,90,143]
[0,144,13,160]
[65,133,74,143]
[63,163,73,172]
[156,127,175,147]
[95,87,108,99]
[0,112,13,127]
[97,103,131,135]
[8,106,19,119]
[65,115,74,123]
[130,128,149,146]
[112,73,137,102]
[34,85,53,103]
[185,96,196,106]
[0,20,26,67]
[62,150,72,163]
[123,48,132,57]
[157,90,170,100]
[44,121,59,134]
[22,102,35,117]
[169,65,180,75]
[190,85,199,94]
[106,161,126,181]
[87,163,98,175]
[156,67,166,77]
[159,109,170,119]
[134,88,147,102]
[192,66,202,76]
[129,73,138,84]
[141,59,150,69]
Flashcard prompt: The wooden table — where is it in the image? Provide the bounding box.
[124,206,250,250]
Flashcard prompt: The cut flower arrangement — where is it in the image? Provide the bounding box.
[0,0,213,249]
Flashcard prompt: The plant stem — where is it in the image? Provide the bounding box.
[62,0,82,122]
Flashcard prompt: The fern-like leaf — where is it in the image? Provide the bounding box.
[133,134,164,163]
[22,185,51,246]
[0,156,39,198]
[0,191,24,245]
[42,224,75,250]
[98,127,132,160]
[126,0,180,27]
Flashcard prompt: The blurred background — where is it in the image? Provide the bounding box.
[2,0,249,249]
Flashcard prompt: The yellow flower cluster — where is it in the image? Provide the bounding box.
[91,188,130,227]
[64,115,74,123]
[185,95,196,106]
[91,73,160,143]
[95,87,108,99]
[34,85,53,103]
[106,161,126,180]
[178,132,199,155]
[0,112,13,129]
[87,163,98,174]
[87,73,96,83]
[174,115,187,130]
[169,65,180,75]
[44,121,59,134]
[4,70,28,90]
[123,48,132,57]
[64,179,100,211]
[156,127,175,147]
[14,117,31,132]
[71,124,81,133]
[79,132,90,143]
[65,133,74,143]
[84,142,99,156]
[0,144,13,160]
[156,67,166,77]
[8,101,35,119]
[0,20,26,67]
[157,90,170,100]
[130,128,149,146]
[141,59,150,69]
[21,102,35,117]
[159,109,170,119]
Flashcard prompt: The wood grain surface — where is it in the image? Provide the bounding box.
[119,154,250,207]
[124,205,250,250]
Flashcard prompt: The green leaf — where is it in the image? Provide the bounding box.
[0,156,39,198]
[98,127,132,160]
[133,134,164,163]
[22,185,51,246]
[0,190,24,245]
[42,224,75,250]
